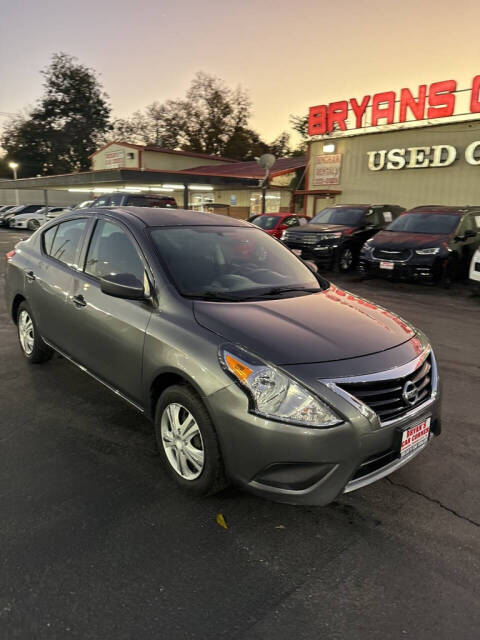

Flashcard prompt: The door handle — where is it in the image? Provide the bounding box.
[25,270,35,282]
[72,294,87,308]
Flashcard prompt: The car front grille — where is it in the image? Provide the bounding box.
[337,355,432,423]
[283,232,334,246]
[372,248,412,261]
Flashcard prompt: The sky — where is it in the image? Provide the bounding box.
[1,0,480,144]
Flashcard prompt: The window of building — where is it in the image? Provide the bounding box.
[249,192,281,215]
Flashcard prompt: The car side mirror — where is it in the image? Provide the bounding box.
[100,274,145,300]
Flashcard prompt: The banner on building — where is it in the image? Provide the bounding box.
[313,154,342,185]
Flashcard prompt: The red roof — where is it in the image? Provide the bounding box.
[180,157,306,179]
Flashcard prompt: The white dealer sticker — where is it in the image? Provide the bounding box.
[400,418,431,458]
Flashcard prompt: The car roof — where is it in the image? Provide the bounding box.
[405,206,469,216]
[78,206,251,228]
[255,212,302,217]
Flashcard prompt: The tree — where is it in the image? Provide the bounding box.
[269,132,291,157]
[2,53,111,176]
[106,72,269,160]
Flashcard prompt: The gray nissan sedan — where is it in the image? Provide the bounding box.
[5,207,441,505]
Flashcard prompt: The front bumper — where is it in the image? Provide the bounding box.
[9,220,28,229]
[207,352,441,506]
[359,253,444,281]
[284,241,340,268]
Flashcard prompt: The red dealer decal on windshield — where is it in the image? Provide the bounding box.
[308,77,480,135]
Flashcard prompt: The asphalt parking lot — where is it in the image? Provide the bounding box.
[1,228,479,640]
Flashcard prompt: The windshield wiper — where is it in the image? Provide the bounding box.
[258,286,321,297]
[189,291,252,301]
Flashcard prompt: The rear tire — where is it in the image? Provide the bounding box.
[154,385,229,496]
[17,301,53,364]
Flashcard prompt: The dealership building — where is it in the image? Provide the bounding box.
[0,142,305,218]
[303,76,480,216]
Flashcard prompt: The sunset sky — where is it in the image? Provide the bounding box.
[2,0,480,143]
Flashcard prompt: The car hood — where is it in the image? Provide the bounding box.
[289,223,355,234]
[371,230,448,249]
[193,284,415,365]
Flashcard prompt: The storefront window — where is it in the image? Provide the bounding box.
[190,193,214,212]
[249,191,281,215]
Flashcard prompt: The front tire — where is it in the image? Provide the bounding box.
[337,246,355,272]
[27,219,40,231]
[154,385,228,496]
[17,302,53,363]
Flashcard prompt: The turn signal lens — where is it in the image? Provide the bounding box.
[5,250,15,261]
[225,354,253,383]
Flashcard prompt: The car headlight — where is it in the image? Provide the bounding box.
[219,345,342,427]
[319,232,342,240]
[281,231,287,240]
[415,247,440,255]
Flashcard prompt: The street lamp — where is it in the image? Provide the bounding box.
[8,162,19,205]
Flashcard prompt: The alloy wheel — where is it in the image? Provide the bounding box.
[340,248,353,271]
[160,403,205,480]
[18,310,35,355]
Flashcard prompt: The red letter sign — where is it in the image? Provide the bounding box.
[399,86,426,122]
[427,80,456,118]
[371,92,396,126]
[350,95,370,129]
[470,75,480,113]
[327,100,348,132]
[308,105,327,136]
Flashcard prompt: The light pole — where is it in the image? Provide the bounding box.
[8,162,19,205]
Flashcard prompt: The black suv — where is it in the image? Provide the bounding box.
[281,204,404,271]
[359,206,480,286]
[92,193,177,208]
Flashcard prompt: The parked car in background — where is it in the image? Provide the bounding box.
[0,205,44,227]
[251,212,310,238]
[282,204,405,271]
[468,245,480,290]
[5,207,441,506]
[71,200,94,210]
[359,206,480,286]
[9,207,71,230]
[91,193,177,208]
[0,205,16,214]
[45,207,72,220]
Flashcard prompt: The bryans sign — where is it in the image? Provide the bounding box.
[367,140,480,171]
[309,76,480,137]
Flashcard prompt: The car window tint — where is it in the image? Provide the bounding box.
[43,226,58,255]
[48,219,88,268]
[284,217,299,227]
[85,219,144,286]
[109,194,124,206]
[95,196,110,206]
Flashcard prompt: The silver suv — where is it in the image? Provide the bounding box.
[5,207,441,505]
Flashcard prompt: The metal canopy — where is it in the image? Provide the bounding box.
[0,168,260,191]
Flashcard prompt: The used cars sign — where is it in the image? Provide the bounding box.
[367,140,480,170]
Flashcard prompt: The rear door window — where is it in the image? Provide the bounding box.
[44,219,88,269]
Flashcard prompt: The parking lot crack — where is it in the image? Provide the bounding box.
[386,478,479,527]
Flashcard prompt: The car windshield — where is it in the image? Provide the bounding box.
[252,216,281,230]
[311,207,366,225]
[150,226,324,300]
[386,213,460,234]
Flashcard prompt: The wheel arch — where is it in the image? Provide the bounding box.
[11,294,26,325]
[148,368,206,420]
